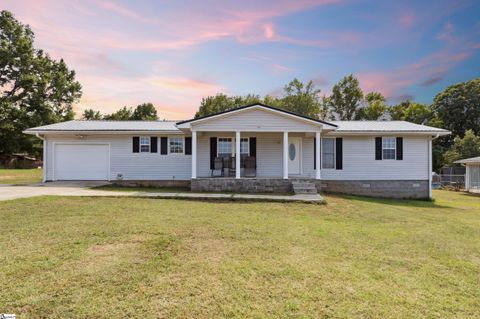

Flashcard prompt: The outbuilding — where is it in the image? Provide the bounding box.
[455,157,480,193]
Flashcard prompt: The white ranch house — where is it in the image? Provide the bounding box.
[25,103,450,199]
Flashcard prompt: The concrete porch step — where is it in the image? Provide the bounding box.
[292,182,318,194]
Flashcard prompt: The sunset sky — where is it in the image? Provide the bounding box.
[4,0,480,119]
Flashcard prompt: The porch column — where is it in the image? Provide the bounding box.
[315,131,321,179]
[191,130,197,179]
[236,131,241,179]
[283,131,288,179]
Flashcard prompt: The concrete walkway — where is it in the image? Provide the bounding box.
[0,183,324,203]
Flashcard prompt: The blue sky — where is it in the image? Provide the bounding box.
[4,0,480,119]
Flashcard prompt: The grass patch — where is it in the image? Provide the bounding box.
[0,168,43,184]
[0,190,479,318]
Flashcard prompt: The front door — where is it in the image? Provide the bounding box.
[288,137,301,175]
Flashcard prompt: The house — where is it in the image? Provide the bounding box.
[24,103,450,199]
[454,157,480,193]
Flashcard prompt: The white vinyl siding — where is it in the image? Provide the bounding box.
[45,135,191,181]
[192,108,321,132]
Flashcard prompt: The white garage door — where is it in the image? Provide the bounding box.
[54,144,109,180]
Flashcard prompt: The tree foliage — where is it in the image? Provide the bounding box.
[356,92,387,120]
[388,100,441,126]
[82,103,159,121]
[432,78,480,142]
[0,10,82,158]
[443,130,480,165]
[326,74,364,120]
[194,79,327,119]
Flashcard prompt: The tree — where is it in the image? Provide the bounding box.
[194,79,324,119]
[281,78,324,119]
[389,100,440,125]
[443,130,480,165]
[131,103,158,120]
[356,92,387,120]
[432,78,480,143]
[103,106,133,120]
[82,108,102,120]
[327,74,364,120]
[0,10,82,158]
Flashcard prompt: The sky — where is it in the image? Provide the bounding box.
[3,0,480,119]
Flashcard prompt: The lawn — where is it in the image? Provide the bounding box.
[0,168,43,185]
[0,190,479,318]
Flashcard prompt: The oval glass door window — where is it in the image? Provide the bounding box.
[289,143,296,161]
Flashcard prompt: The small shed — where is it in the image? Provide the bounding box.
[455,157,480,192]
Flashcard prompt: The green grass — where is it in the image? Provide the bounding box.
[92,185,191,193]
[0,168,43,184]
[0,190,479,318]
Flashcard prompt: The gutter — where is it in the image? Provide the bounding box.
[35,133,47,183]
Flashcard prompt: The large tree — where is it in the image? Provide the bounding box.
[356,91,387,120]
[194,79,325,119]
[443,130,480,165]
[388,100,441,126]
[0,10,82,158]
[326,74,364,120]
[83,103,159,121]
[131,103,158,120]
[432,78,480,142]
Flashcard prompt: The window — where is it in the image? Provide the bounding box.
[322,138,335,169]
[218,138,232,158]
[169,137,184,154]
[140,136,150,152]
[240,138,249,155]
[382,137,396,160]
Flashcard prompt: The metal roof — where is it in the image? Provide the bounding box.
[454,156,480,164]
[330,121,450,134]
[24,120,180,132]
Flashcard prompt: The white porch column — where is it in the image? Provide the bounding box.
[191,130,197,179]
[428,138,432,199]
[236,131,241,179]
[315,131,321,179]
[283,131,288,179]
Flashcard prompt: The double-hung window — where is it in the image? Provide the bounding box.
[169,137,184,154]
[322,138,335,169]
[382,137,396,160]
[140,136,150,152]
[218,138,232,159]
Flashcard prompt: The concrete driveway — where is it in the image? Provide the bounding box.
[0,181,324,203]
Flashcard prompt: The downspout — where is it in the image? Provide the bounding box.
[429,134,440,199]
[35,133,47,183]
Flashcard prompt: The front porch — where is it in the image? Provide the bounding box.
[191,177,322,194]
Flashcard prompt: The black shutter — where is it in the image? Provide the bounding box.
[249,137,256,157]
[249,137,256,168]
[185,137,192,155]
[375,137,382,160]
[314,138,316,169]
[150,137,158,153]
[335,138,343,170]
[210,137,217,169]
[160,137,168,155]
[396,137,403,160]
[133,137,139,153]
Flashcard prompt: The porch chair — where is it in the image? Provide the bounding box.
[211,157,224,177]
[244,156,256,177]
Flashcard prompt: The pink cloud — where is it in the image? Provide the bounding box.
[399,11,415,28]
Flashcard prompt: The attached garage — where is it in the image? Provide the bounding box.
[53,143,110,181]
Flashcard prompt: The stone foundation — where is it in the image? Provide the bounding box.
[113,180,190,188]
[321,180,429,199]
[191,178,322,194]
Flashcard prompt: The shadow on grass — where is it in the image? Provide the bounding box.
[326,192,449,209]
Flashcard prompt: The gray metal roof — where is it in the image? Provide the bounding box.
[331,121,449,134]
[25,119,450,135]
[454,156,480,164]
[25,120,180,132]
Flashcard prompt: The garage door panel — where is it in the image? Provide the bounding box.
[54,144,109,180]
